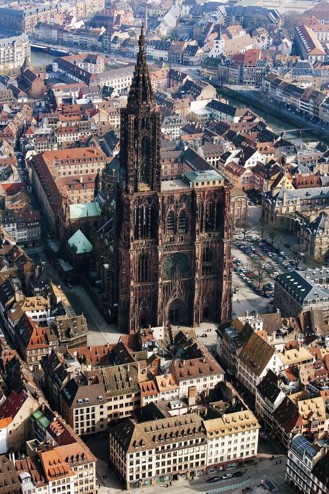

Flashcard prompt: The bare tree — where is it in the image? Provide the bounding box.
[256,217,267,241]
[250,259,267,288]
[266,226,280,249]
[236,218,251,240]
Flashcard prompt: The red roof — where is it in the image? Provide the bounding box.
[0,183,26,195]
[0,390,27,420]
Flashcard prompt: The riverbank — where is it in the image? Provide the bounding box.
[217,85,329,145]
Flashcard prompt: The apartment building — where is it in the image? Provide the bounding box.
[272,396,302,447]
[29,406,96,494]
[255,370,286,428]
[109,413,207,489]
[274,269,329,318]
[237,332,285,395]
[0,210,41,247]
[286,434,329,494]
[60,363,141,435]
[206,100,246,123]
[295,25,326,63]
[14,314,55,370]
[161,116,187,140]
[92,66,135,91]
[170,357,224,398]
[297,397,328,435]
[31,147,107,231]
[0,34,30,73]
[204,410,260,470]
[216,319,254,374]
[0,390,40,452]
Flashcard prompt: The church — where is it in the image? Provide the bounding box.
[97,27,232,331]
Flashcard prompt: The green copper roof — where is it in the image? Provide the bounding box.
[184,170,224,183]
[32,410,50,429]
[68,229,93,254]
[69,201,101,220]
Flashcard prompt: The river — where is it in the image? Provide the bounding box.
[217,88,320,144]
[31,49,322,144]
[31,50,56,66]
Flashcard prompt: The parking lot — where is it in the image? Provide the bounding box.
[231,233,299,318]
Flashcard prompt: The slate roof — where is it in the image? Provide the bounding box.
[276,270,329,303]
[271,186,329,206]
[256,369,282,404]
[273,396,302,433]
[182,148,212,172]
[0,278,15,309]
[206,99,238,117]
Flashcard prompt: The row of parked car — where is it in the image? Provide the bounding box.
[232,255,274,298]
[207,471,244,483]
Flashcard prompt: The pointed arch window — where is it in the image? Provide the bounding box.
[134,205,151,239]
[167,211,175,234]
[205,202,215,232]
[202,248,213,276]
[141,137,148,184]
[138,255,149,283]
[178,210,187,233]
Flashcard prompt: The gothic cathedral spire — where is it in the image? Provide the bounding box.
[127,25,155,111]
[119,26,161,193]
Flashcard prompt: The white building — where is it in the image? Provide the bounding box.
[161,115,187,140]
[0,34,30,73]
[204,410,260,471]
[109,413,207,489]
[237,332,285,395]
[170,357,224,398]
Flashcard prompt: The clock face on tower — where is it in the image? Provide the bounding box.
[163,253,190,278]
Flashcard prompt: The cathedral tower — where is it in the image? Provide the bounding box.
[115,28,232,332]
[119,26,161,194]
[117,27,161,330]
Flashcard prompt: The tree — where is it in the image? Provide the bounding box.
[250,259,267,288]
[266,225,280,249]
[256,217,267,241]
[283,12,311,38]
[236,218,251,239]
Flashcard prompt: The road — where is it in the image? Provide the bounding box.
[67,284,124,345]
[25,246,124,345]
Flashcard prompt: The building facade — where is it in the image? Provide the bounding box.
[0,34,30,73]
[103,28,232,331]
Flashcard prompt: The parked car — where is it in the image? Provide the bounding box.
[232,471,244,478]
[207,476,221,484]
[221,473,233,480]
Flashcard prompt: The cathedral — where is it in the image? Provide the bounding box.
[99,27,232,332]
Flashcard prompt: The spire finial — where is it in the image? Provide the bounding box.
[139,24,145,52]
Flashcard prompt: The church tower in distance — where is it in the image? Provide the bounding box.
[116,27,232,332]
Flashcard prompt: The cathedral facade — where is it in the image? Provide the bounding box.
[104,28,232,331]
